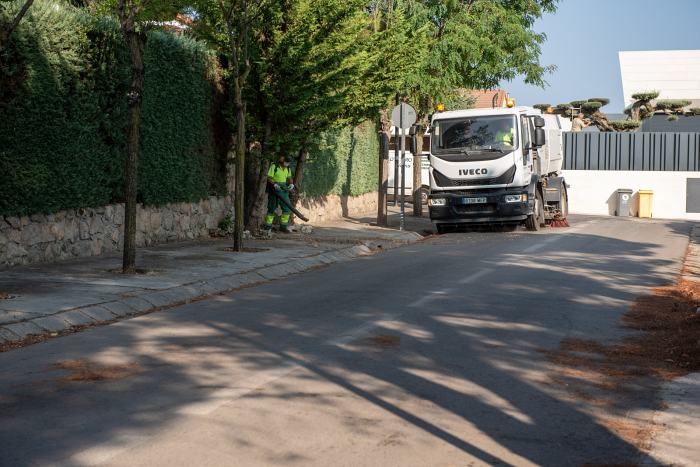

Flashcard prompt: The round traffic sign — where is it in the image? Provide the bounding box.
[391,103,417,129]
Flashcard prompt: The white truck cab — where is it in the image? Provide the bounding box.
[427,106,568,232]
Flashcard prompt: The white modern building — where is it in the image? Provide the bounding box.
[619,50,700,108]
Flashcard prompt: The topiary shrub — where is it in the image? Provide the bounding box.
[581,101,602,112]
[569,100,587,107]
[588,97,610,106]
[631,90,660,101]
[655,99,691,111]
[609,120,641,131]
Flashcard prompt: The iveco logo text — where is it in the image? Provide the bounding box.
[458,168,488,176]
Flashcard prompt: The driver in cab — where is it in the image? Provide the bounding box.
[491,120,515,147]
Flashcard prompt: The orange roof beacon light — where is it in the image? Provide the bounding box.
[546,106,554,114]
[436,103,445,112]
[506,98,515,108]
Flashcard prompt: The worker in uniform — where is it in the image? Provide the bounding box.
[264,155,295,233]
[493,119,515,147]
[571,113,588,132]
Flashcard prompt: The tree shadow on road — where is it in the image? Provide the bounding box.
[0,223,690,465]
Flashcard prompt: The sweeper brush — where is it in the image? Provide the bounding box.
[550,214,569,228]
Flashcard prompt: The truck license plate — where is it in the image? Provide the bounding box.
[461,197,487,204]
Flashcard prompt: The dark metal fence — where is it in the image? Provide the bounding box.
[563,132,700,171]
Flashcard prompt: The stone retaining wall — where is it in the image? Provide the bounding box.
[0,192,378,266]
[0,197,233,266]
[297,192,377,224]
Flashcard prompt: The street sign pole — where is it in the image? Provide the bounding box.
[393,123,399,207]
[390,101,416,232]
[400,103,405,231]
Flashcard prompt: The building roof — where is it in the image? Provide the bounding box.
[619,50,700,107]
[465,89,510,109]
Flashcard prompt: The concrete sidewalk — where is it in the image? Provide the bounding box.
[0,214,423,348]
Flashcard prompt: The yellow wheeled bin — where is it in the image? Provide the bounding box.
[638,190,653,218]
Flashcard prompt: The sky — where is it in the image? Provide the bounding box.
[505,0,700,113]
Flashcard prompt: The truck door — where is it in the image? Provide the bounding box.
[520,115,533,173]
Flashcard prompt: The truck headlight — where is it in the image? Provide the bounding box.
[504,194,527,203]
[428,198,446,206]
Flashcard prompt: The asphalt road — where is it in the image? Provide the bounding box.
[0,215,691,466]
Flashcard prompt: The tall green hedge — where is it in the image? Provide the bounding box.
[302,120,379,197]
[0,1,226,217]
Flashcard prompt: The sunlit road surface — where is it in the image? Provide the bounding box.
[0,215,690,466]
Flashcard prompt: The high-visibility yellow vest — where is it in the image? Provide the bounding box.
[268,163,292,183]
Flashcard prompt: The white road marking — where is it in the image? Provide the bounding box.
[459,268,493,284]
[326,312,400,346]
[409,289,453,308]
[523,243,546,253]
[176,363,300,416]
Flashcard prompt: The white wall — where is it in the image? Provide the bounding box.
[619,50,700,107]
[563,170,700,220]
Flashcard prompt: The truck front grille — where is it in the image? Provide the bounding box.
[433,165,516,187]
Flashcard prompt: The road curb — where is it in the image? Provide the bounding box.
[0,241,402,348]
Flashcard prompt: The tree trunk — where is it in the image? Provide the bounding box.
[292,144,307,189]
[122,29,145,274]
[0,0,34,52]
[377,131,388,226]
[245,119,271,232]
[245,159,270,233]
[233,84,246,251]
[590,111,614,132]
[412,132,423,216]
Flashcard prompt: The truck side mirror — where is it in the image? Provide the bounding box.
[533,116,545,128]
[533,128,546,147]
[409,124,423,154]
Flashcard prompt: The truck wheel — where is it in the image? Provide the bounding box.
[420,186,430,205]
[560,185,569,218]
[525,191,544,231]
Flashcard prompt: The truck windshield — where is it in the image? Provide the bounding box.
[431,116,518,153]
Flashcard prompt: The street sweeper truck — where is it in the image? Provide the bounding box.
[426,105,569,232]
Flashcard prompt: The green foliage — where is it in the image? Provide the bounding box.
[397,0,558,118]
[609,120,641,131]
[250,0,390,152]
[0,0,225,216]
[581,101,602,112]
[689,108,700,116]
[631,90,659,101]
[218,214,233,231]
[569,100,587,107]
[301,121,379,197]
[588,97,610,106]
[138,31,224,205]
[655,99,691,111]
[667,115,679,122]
